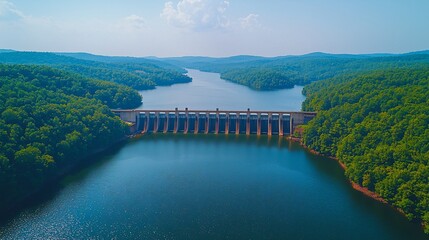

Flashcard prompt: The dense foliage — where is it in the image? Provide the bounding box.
[222,55,429,90]
[59,64,156,90]
[58,52,187,73]
[221,68,295,90]
[0,65,139,210]
[114,63,192,86]
[0,51,191,90]
[164,52,429,90]
[301,68,429,233]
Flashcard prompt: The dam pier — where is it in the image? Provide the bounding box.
[113,108,316,136]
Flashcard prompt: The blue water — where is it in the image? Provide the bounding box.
[0,70,426,239]
[138,69,305,111]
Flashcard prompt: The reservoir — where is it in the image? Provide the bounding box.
[137,69,305,111]
[0,70,426,239]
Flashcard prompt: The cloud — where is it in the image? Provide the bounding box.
[0,0,25,21]
[0,0,50,26]
[239,13,260,30]
[123,14,146,29]
[161,0,230,31]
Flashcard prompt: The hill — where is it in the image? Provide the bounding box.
[0,64,142,213]
[57,52,186,73]
[158,51,429,90]
[0,51,191,90]
[301,67,429,233]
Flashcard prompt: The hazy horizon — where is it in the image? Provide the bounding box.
[1,0,429,57]
[3,48,429,59]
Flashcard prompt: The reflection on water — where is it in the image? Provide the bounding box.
[0,70,426,239]
[138,69,306,111]
[0,134,426,240]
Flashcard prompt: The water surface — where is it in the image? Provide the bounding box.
[138,69,305,111]
[0,70,426,239]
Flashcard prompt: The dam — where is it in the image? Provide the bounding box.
[112,108,317,136]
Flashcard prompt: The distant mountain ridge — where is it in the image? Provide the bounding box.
[157,50,428,63]
[1,48,428,64]
[153,50,429,90]
[0,50,191,90]
[0,49,16,53]
[57,52,184,72]
[1,49,428,91]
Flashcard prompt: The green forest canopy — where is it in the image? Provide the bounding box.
[0,64,141,211]
[301,67,429,233]
[161,52,429,90]
[0,51,192,90]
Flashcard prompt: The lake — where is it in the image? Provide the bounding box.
[0,69,426,239]
[137,69,305,111]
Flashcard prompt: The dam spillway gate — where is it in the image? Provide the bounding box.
[112,108,317,136]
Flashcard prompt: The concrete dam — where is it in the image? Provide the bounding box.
[112,108,317,136]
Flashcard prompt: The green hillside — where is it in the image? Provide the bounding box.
[301,67,429,233]
[0,51,191,90]
[0,64,141,212]
[161,52,429,90]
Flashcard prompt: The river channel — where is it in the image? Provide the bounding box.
[0,69,425,239]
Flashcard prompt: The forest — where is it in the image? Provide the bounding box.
[162,52,429,90]
[221,68,296,90]
[0,51,192,90]
[219,54,429,90]
[301,67,429,233]
[1,50,428,235]
[0,64,141,212]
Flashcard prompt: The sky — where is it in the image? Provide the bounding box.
[0,0,428,57]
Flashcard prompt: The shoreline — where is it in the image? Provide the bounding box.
[287,136,387,203]
[0,136,129,219]
[287,136,429,231]
[2,132,425,233]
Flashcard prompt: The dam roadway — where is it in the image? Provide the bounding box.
[112,108,317,136]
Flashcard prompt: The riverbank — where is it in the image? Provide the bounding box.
[287,136,386,202]
[287,135,429,232]
[0,136,129,220]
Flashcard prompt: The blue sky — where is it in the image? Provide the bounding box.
[0,0,428,57]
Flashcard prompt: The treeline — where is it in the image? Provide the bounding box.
[301,68,429,233]
[59,64,156,90]
[114,63,192,86]
[58,52,187,73]
[163,52,429,90]
[0,64,141,211]
[0,51,191,90]
[220,54,429,90]
[221,68,296,90]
